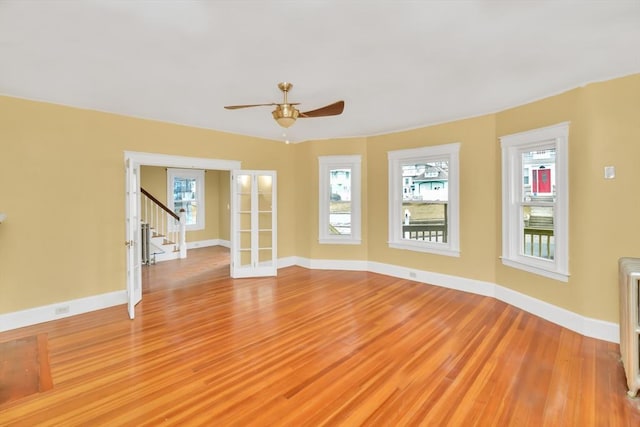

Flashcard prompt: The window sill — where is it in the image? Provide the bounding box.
[319,238,362,245]
[389,241,460,258]
[501,257,569,282]
[170,225,204,232]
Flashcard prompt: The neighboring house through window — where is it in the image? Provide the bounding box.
[388,143,460,257]
[500,122,569,281]
[318,155,361,244]
[167,168,205,231]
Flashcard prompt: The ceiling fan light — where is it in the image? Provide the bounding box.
[275,116,296,128]
[272,105,299,128]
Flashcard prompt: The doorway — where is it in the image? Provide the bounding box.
[124,151,241,318]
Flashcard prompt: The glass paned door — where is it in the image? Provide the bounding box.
[231,170,277,278]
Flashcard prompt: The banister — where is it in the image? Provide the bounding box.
[140,187,180,221]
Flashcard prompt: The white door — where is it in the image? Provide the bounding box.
[230,170,277,278]
[125,158,142,318]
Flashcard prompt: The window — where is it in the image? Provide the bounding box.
[167,168,205,231]
[388,143,460,257]
[500,122,569,281]
[318,155,361,244]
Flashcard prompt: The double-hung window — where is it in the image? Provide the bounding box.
[167,168,205,231]
[318,155,361,244]
[388,143,460,257]
[500,122,569,281]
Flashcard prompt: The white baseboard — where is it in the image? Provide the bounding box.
[186,239,230,249]
[291,257,619,344]
[0,290,127,333]
[292,257,369,271]
[368,261,496,297]
[2,257,619,344]
[277,256,298,268]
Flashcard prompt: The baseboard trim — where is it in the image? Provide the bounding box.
[294,257,369,271]
[0,291,127,333]
[2,257,618,343]
[186,239,230,250]
[289,257,619,344]
[277,256,298,269]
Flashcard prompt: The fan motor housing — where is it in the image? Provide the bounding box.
[272,104,299,128]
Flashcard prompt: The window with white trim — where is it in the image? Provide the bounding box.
[318,155,361,244]
[388,143,460,257]
[167,168,205,231]
[500,122,569,281]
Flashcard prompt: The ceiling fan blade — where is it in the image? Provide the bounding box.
[299,100,344,118]
[224,102,301,110]
[224,103,277,110]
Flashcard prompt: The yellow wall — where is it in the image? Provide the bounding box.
[217,171,231,241]
[293,137,369,261]
[0,97,294,313]
[366,115,499,283]
[139,166,229,243]
[294,74,640,323]
[1,73,639,325]
[495,74,640,321]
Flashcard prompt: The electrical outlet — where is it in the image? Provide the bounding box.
[604,166,615,179]
[409,271,417,278]
[54,305,70,315]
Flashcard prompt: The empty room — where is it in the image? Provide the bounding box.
[1,1,640,425]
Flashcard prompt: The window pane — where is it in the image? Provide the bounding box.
[174,177,198,225]
[500,122,568,280]
[521,149,555,202]
[318,155,361,245]
[523,205,554,259]
[521,148,555,260]
[329,168,351,235]
[401,161,448,243]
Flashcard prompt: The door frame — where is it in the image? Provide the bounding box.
[124,151,241,318]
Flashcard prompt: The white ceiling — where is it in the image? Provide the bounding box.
[1,1,639,143]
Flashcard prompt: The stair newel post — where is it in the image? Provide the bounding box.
[179,209,187,259]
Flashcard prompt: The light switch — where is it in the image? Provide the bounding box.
[604,166,615,179]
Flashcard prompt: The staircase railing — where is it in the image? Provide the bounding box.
[140,187,187,260]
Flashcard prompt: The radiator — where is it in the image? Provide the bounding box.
[619,257,640,397]
[141,223,150,265]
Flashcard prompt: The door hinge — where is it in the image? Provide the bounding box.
[125,240,134,248]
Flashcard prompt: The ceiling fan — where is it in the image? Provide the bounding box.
[224,82,344,128]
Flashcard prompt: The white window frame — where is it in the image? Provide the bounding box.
[500,122,569,282]
[318,155,362,245]
[388,143,460,257]
[167,168,205,231]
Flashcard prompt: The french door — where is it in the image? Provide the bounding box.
[230,170,277,278]
[125,158,142,318]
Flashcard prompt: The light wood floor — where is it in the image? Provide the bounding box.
[1,246,639,426]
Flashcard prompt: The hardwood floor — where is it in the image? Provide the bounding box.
[141,245,230,293]
[1,246,639,426]
[0,334,52,405]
